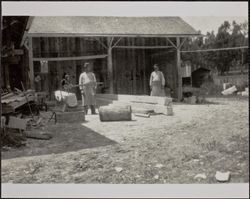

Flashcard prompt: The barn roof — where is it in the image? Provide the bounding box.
[27,16,200,37]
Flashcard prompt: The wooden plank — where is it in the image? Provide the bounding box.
[181,46,248,53]
[114,45,174,49]
[28,37,35,89]
[1,93,15,100]
[24,131,52,140]
[33,54,108,62]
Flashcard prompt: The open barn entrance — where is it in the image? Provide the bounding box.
[33,57,107,100]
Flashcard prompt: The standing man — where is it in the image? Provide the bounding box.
[79,62,97,114]
[149,64,166,96]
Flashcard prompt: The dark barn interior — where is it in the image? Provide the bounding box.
[31,37,179,100]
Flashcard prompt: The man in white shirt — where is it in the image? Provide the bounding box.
[149,64,166,96]
[79,63,97,114]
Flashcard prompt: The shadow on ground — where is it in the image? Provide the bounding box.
[1,123,117,160]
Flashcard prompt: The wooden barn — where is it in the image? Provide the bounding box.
[21,16,200,101]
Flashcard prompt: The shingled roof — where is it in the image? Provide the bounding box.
[27,16,199,37]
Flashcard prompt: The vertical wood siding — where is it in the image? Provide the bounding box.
[32,37,177,98]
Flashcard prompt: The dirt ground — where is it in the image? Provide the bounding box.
[1,97,249,183]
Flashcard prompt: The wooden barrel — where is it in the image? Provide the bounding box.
[99,105,132,121]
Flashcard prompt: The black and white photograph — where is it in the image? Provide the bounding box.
[1,1,249,198]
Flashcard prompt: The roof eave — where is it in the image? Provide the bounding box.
[26,33,202,38]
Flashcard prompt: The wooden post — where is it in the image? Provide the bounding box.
[142,38,147,94]
[241,50,244,74]
[176,37,182,101]
[107,37,114,94]
[132,38,136,94]
[28,37,34,89]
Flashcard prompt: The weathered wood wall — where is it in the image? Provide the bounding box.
[32,37,177,99]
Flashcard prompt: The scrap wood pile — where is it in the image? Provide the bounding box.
[1,89,52,148]
[96,94,174,121]
[221,83,249,97]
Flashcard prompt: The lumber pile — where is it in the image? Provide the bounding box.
[96,94,173,116]
[1,89,53,148]
[96,94,172,105]
[1,90,35,114]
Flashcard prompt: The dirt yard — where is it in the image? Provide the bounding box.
[1,97,249,183]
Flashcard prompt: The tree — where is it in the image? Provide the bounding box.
[181,20,248,75]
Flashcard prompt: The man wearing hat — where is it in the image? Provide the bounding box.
[79,62,97,114]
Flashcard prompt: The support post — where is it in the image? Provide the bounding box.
[176,37,182,101]
[28,37,34,89]
[107,37,114,93]
[241,49,244,74]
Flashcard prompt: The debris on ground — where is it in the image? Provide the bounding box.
[155,163,164,168]
[154,175,159,180]
[134,113,150,118]
[215,171,231,182]
[24,131,52,140]
[132,107,154,115]
[221,85,237,95]
[241,87,249,97]
[194,173,207,180]
[1,88,52,148]
[115,167,123,173]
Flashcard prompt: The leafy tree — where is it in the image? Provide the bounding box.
[181,20,248,75]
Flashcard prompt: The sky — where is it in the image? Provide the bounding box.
[182,16,248,35]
